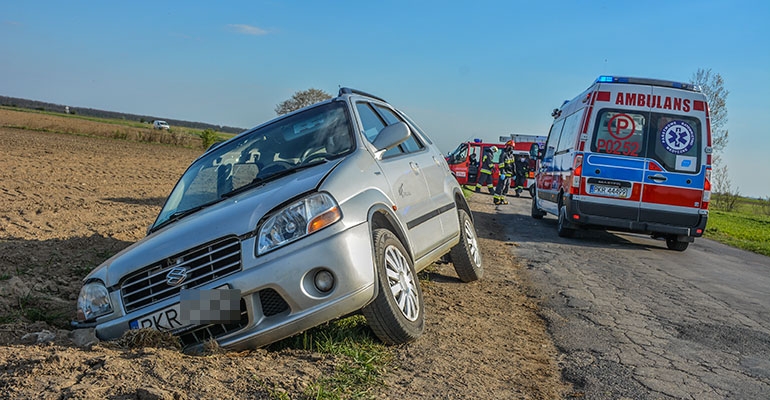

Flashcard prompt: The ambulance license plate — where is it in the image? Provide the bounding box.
[589,184,629,198]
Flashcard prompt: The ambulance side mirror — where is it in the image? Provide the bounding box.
[529,143,542,160]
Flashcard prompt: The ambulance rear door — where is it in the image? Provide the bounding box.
[580,83,651,222]
[638,86,707,229]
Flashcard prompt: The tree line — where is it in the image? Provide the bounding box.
[0,95,245,134]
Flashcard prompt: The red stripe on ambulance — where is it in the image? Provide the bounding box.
[642,185,702,208]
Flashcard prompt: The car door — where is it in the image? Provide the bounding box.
[355,102,441,259]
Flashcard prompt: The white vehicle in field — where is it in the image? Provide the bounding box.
[153,120,170,130]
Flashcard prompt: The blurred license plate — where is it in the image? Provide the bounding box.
[589,184,629,198]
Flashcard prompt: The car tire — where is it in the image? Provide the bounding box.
[557,205,575,238]
[449,209,483,282]
[665,236,689,251]
[531,194,545,220]
[362,229,424,345]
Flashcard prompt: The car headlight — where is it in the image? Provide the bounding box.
[76,281,113,322]
[257,192,341,255]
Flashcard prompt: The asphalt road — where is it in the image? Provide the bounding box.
[495,194,770,399]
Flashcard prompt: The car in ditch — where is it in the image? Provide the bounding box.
[73,88,483,351]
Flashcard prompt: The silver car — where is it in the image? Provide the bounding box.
[73,88,483,351]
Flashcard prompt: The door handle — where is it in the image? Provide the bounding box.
[648,174,667,182]
[410,162,420,173]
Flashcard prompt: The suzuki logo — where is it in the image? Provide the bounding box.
[165,266,188,287]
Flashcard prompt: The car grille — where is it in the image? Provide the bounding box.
[259,288,290,317]
[121,236,242,313]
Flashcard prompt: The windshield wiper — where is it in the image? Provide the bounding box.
[221,160,327,199]
[149,202,216,234]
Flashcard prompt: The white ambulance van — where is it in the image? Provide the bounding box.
[531,76,712,251]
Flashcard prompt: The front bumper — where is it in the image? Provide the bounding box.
[82,221,377,351]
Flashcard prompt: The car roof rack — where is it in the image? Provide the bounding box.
[338,87,387,103]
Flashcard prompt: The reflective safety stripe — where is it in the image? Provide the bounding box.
[480,168,492,174]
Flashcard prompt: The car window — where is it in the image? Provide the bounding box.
[544,119,565,162]
[556,109,584,154]
[374,104,425,154]
[591,109,646,158]
[447,143,468,165]
[648,113,701,173]
[356,102,386,142]
[397,110,434,145]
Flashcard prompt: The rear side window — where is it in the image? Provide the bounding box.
[556,109,585,154]
[591,109,701,173]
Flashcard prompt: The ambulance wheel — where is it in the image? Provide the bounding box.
[557,206,575,238]
[362,229,424,345]
[665,236,689,251]
[528,185,535,198]
[449,209,483,282]
[531,195,545,220]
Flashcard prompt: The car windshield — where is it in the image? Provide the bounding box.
[151,101,354,231]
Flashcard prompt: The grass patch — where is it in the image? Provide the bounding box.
[705,210,770,257]
[12,293,70,326]
[267,315,391,399]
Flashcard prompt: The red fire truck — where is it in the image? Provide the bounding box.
[446,139,504,187]
[446,135,546,196]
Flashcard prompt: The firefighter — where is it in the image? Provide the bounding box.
[475,146,498,194]
[513,154,529,197]
[493,141,515,205]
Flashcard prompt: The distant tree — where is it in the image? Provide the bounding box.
[691,68,737,207]
[691,68,729,155]
[275,88,332,115]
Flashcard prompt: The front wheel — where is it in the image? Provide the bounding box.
[449,209,483,282]
[362,229,424,345]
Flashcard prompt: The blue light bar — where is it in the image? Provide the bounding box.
[474,138,482,143]
[594,76,698,91]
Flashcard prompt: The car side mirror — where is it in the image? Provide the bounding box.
[372,122,410,155]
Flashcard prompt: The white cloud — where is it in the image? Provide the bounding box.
[227,24,268,36]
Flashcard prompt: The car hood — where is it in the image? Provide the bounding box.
[94,160,341,287]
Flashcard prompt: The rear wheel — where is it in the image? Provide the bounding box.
[362,229,424,345]
[557,206,575,238]
[665,236,689,251]
[449,209,483,282]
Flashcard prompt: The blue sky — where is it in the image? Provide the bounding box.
[2,1,769,197]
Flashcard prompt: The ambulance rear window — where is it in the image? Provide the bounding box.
[650,113,701,173]
[592,110,646,157]
[591,109,701,173]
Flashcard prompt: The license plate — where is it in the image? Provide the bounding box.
[589,184,629,198]
[129,286,237,333]
[130,302,189,332]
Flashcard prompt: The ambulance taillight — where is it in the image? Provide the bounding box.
[570,154,583,195]
[702,168,711,210]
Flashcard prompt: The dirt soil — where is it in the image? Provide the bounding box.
[0,120,570,399]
